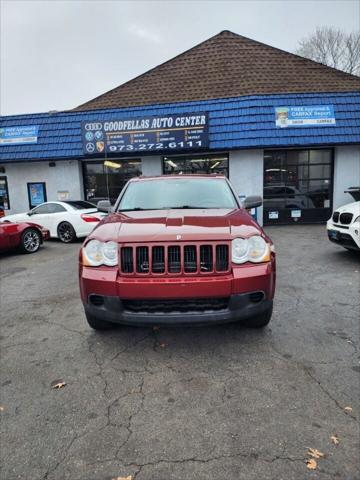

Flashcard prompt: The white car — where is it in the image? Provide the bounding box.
[0,200,106,243]
[327,201,360,251]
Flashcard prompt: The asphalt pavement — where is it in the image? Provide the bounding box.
[0,225,359,480]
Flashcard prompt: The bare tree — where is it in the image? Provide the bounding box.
[296,27,360,75]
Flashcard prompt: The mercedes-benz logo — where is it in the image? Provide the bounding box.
[86,142,95,153]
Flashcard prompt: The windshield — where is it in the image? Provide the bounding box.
[117,178,238,211]
[64,201,97,210]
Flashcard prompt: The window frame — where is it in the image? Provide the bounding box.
[0,176,10,210]
[82,158,142,203]
[27,182,47,210]
[263,148,334,211]
[162,153,229,177]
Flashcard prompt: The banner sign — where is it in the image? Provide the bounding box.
[0,125,39,145]
[275,105,335,128]
[82,113,209,154]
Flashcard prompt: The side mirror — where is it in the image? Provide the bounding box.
[97,200,112,213]
[243,195,263,209]
[27,210,34,216]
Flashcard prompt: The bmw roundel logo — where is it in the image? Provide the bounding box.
[85,131,94,141]
[86,142,95,153]
[95,131,103,140]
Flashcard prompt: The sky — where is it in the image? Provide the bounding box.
[1,0,359,116]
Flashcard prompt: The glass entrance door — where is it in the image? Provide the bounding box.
[263,149,333,224]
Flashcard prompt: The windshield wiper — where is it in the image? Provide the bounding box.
[117,207,163,212]
[118,206,216,212]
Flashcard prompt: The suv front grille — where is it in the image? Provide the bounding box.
[120,243,230,276]
[332,211,340,223]
[339,212,353,225]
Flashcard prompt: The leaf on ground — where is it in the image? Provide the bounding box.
[51,380,66,389]
[331,435,339,445]
[159,342,167,348]
[344,406,353,413]
[306,458,317,470]
[0,406,4,411]
[152,325,160,331]
[307,448,324,459]
[111,476,132,480]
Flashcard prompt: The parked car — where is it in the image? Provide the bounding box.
[264,185,315,209]
[327,201,360,251]
[0,221,50,254]
[79,175,276,330]
[0,200,106,243]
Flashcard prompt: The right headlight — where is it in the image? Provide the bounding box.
[232,236,271,264]
[82,240,118,267]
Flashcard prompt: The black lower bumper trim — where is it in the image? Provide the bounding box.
[84,293,273,326]
[328,232,359,251]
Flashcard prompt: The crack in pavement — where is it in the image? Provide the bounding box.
[269,343,358,421]
[127,451,307,479]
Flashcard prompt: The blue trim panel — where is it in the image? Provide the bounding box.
[1,92,359,162]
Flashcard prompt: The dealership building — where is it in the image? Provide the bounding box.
[1,30,359,225]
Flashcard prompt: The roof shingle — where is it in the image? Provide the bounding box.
[74,30,360,111]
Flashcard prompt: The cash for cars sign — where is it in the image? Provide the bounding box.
[275,105,336,128]
[82,113,209,154]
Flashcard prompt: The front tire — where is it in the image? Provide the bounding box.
[20,228,41,254]
[244,303,273,328]
[57,222,76,243]
[85,313,114,330]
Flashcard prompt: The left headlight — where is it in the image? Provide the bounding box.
[232,236,270,264]
[82,240,118,267]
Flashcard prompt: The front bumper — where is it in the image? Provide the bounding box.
[79,260,276,326]
[83,292,273,326]
[327,221,360,250]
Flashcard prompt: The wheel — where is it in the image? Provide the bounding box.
[20,228,41,254]
[85,313,114,330]
[57,221,76,243]
[244,303,273,328]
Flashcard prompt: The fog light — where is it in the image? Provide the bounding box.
[89,295,104,306]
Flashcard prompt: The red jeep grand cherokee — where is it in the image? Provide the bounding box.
[79,175,276,330]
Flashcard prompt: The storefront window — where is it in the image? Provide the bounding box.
[83,159,141,204]
[0,176,10,210]
[263,149,333,224]
[163,154,229,176]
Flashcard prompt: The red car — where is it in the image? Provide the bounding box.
[0,221,50,254]
[79,175,276,330]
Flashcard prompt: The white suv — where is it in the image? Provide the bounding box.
[327,201,360,251]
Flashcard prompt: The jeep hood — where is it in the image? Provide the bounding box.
[90,208,262,242]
